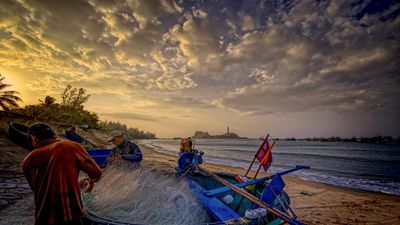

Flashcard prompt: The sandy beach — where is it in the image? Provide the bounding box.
[139,144,400,225]
[1,132,400,225]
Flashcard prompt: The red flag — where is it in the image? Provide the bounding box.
[256,137,273,172]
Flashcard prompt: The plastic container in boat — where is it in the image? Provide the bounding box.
[245,208,267,219]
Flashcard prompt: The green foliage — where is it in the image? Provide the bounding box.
[11,84,156,138]
[0,74,22,111]
[17,84,99,128]
[82,143,94,149]
[98,120,156,139]
[41,96,56,105]
[22,98,100,128]
[61,85,90,109]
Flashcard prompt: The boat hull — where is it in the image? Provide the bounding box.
[8,122,34,150]
[65,130,85,143]
[87,149,112,167]
[188,171,284,224]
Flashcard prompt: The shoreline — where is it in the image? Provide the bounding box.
[140,141,400,196]
[139,142,399,197]
[139,143,400,224]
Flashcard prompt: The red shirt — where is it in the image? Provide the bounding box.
[22,139,102,225]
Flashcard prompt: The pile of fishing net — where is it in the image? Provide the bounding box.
[82,161,209,225]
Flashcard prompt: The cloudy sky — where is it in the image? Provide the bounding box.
[1,0,399,138]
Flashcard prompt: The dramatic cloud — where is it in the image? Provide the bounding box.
[0,0,399,137]
[215,0,400,117]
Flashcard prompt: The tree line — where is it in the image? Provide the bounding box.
[0,74,156,139]
[98,121,156,139]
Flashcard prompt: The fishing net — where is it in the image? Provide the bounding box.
[82,161,210,225]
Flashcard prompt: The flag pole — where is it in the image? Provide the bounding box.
[244,134,269,177]
[253,140,275,179]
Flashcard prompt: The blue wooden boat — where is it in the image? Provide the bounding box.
[174,150,307,225]
[8,122,34,150]
[65,130,85,143]
[85,175,297,225]
[87,149,112,168]
[85,149,308,225]
[187,173,285,224]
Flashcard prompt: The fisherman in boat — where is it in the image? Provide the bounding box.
[22,123,102,225]
[180,137,193,153]
[107,130,143,163]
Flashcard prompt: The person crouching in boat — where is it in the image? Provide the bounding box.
[107,130,143,163]
[180,137,193,153]
[22,123,102,225]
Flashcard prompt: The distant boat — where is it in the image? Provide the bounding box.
[284,137,296,141]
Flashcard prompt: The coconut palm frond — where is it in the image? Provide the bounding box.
[1,90,21,94]
[0,74,22,111]
[0,101,11,111]
[0,83,12,90]
[0,94,22,102]
[1,97,20,106]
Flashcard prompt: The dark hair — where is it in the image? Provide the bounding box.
[28,123,56,141]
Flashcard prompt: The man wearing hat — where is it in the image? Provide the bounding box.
[108,130,143,163]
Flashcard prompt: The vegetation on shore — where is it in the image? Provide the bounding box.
[0,74,22,111]
[99,121,156,139]
[0,74,156,139]
[280,136,400,144]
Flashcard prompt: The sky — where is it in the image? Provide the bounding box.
[0,0,399,138]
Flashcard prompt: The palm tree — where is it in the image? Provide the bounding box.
[0,74,22,111]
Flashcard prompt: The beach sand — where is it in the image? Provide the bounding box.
[139,144,400,225]
[1,132,400,225]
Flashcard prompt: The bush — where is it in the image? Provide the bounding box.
[12,85,156,139]
[98,121,156,139]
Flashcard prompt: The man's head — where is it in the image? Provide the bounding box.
[108,130,124,146]
[28,123,56,146]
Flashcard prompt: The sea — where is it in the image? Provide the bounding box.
[140,139,400,195]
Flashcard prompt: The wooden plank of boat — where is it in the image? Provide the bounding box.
[204,165,310,197]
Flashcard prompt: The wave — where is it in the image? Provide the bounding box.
[141,141,400,195]
[142,142,400,176]
[193,147,400,164]
[271,152,400,164]
[296,170,400,195]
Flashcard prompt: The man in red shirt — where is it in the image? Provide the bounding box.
[22,123,102,225]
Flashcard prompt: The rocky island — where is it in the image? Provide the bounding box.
[192,130,246,139]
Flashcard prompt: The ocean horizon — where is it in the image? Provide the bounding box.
[140,139,400,196]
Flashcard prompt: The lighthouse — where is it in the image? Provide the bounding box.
[227,126,230,134]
